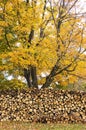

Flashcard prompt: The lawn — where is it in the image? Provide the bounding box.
[0,122,86,130]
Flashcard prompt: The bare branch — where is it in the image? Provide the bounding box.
[65,63,77,72]
[67,0,79,13]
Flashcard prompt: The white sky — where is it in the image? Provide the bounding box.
[78,0,86,13]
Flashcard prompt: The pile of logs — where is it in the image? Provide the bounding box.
[0,88,86,123]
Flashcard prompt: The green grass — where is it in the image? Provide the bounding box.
[0,122,86,130]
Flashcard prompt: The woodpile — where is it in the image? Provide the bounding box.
[0,88,86,123]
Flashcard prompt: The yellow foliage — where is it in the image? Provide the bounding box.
[60,81,68,87]
[0,0,86,87]
[68,76,77,84]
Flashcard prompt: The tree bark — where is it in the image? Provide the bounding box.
[24,67,38,88]
[24,24,38,88]
[24,68,32,87]
[42,1,65,88]
[31,66,38,88]
[42,64,58,88]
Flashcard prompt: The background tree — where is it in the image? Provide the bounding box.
[0,0,86,89]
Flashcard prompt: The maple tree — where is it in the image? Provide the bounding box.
[0,0,86,89]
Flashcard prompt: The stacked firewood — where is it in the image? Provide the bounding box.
[0,88,86,123]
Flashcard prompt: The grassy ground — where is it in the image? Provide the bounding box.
[0,122,86,130]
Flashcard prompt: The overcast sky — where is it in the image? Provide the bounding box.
[78,0,86,13]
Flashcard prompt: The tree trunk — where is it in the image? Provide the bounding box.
[42,75,54,88]
[24,68,32,87]
[42,2,64,88]
[42,64,58,88]
[23,17,38,88]
[24,67,38,88]
[31,66,38,88]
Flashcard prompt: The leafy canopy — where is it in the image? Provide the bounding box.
[0,0,86,88]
